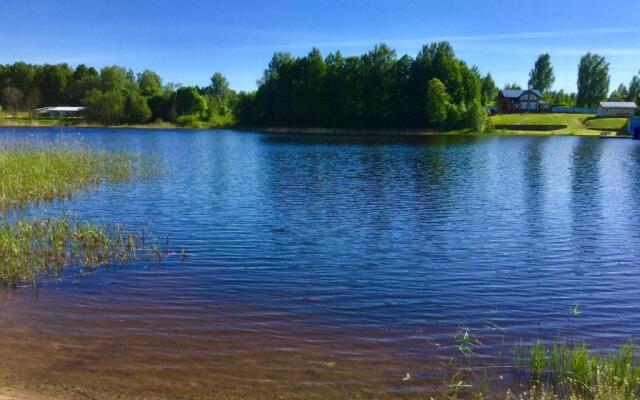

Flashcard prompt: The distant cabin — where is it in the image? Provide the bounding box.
[35,106,86,118]
[496,89,549,113]
[596,102,637,117]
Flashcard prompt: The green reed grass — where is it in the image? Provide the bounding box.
[0,143,162,285]
[0,145,156,210]
[513,341,640,399]
[0,216,162,286]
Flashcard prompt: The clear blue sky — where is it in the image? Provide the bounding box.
[2,0,640,93]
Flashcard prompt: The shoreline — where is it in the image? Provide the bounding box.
[0,122,606,137]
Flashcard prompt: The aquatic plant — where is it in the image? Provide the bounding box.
[0,216,164,287]
[512,340,640,399]
[0,141,164,286]
[0,144,157,210]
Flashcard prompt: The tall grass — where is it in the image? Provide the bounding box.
[0,142,162,285]
[0,217,156,286]
[0,145,157,210]
[512,341,640,399]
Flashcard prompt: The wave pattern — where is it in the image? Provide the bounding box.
[1,129,640,398]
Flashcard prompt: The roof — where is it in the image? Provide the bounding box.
[598,102,637,109]
[500,89,543,99]
[36,106,86,112]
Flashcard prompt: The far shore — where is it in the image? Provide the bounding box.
[0,120,607,137]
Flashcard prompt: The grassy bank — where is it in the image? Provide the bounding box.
[3,110,630,136]
[489,113,628,135]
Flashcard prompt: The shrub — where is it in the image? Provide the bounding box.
[175,114,204,128]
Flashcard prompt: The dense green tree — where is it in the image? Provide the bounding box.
[125,92,152,123]
[322,51,354,127]
[465,101,487,132]
[241,42,481,130]
[406,42,479,128]
[100,66,131,93]
[628,74,640,103]
[67,65,100,105]
[461,65,481,105]
[24,88,41,118]
[609,84,629,101]
[528,53,555,92]
[446,103,466,130]
[208,72,232,105]
[544,90,576,106]
[147,93,175,121]
[425,78,449,128]
[233,91,257,126]
[137,70,163,97]
[480,73,497,105]
[360,44,396,127]
[175,86,207,117]
[35,64,73,105]
[431,43,463,103]
[8,62,35,93]
[254,52,296,126]
[389,55,413,126]
[1,87,24,114]
[576,53,609,108]
[82,89,126,125]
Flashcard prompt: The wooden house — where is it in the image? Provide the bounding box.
[496,89,548,113]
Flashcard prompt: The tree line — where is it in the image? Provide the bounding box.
[0,63,237,126]
[235,42,489,130]
[2,43,639,129]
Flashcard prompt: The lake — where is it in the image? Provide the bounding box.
[1,128,640,399]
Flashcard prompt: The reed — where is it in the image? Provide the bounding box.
[514,341,639,399]
[0,142,162,286]
[0,144,157,210]
[0,216,158,286]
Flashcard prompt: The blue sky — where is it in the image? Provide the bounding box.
[2,0,640,93]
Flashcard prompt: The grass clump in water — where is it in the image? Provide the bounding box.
[512,341,640,399]
[0,145,157,210]
[0,217,159,287]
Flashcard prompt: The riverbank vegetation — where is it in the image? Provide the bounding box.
[0,217,146,286]
[441,337,640,400]
[0,144,162,286]
[0,145,155,210]
[512,340,639,400]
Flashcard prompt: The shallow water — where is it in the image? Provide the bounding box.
[1,128,640,399]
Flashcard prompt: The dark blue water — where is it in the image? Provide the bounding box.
[1,128,640,398]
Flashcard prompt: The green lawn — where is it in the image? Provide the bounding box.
[489,113,627,135]
[583,117,628,131]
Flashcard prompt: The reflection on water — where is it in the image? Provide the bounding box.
[1,129,640,399]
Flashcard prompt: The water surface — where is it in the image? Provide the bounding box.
[1,128,640,399]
